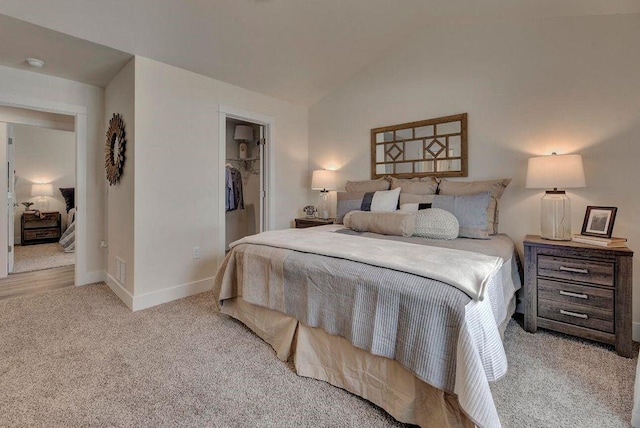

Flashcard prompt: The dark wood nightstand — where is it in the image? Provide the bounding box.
[523,234,633,357]
[294,217,335,228]
[21,211,62,245]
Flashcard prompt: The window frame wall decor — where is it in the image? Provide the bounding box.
[370,113,468,179]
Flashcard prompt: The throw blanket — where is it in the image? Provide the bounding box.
[230,228,503,301]
[59,220,75,252]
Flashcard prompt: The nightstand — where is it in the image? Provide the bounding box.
[21,211,62,245]
[523,235,634,357]
[294,217,335,228]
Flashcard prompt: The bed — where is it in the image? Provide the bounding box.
[213,224,521,428]
[59,207,75,253]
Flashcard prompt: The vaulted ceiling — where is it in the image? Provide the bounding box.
[1,0,639,106]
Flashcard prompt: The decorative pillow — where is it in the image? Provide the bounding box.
[370,187,401,212]
[388,176,438,195]
[344,211,415,237]
[413,208,459,240]
[59,188,75,212]
[432,192,491,239]
[399,193,436,206]
[399,203,433,212]
[345,178,390,193]
[336,192,365,223]
[438,178,511,235]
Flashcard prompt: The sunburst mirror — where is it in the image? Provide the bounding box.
[105,113,126,186]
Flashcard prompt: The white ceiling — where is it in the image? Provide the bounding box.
[0,14,132,88]
[1,1,639,106]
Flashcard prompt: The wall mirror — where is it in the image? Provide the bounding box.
[370,113,467,179]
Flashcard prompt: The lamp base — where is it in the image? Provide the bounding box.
[540,190,571,241]
[317,191,329,220]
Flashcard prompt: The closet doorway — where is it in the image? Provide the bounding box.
[217,105,273,262]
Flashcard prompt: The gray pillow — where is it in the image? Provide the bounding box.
[432,192,491,239]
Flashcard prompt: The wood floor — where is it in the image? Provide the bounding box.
[0,265,75,300]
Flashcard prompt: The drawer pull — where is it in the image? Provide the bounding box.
[560,309,588,319]
[559,266,589,274]
[559,290,588,299]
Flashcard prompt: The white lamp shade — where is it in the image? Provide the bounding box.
[311,169,337,191]
[233,125,254,141]
[525,154,586,189]
[31,183,54,197]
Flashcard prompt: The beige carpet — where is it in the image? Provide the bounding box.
[0,285,636,427]
[13,243,75,274]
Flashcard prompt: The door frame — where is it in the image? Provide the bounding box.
[217,104,274,266]
[0,91,88,285]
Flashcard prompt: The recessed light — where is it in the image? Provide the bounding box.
[26,58,45,68]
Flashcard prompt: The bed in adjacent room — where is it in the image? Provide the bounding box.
[58,187,75,253]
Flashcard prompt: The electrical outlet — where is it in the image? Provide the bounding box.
[100,240,108,248]
[193,246,201,259]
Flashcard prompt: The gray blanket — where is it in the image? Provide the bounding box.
[218,241,480,393]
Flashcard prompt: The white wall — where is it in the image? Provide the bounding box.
[0,106,74,132]
[13,124,75,239]
[0,65,106,281]
[105,58,135,295]
[132,56,308,306]
[309,15,640,324]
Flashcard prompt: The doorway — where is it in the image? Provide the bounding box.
[9,122,76,275]
[217,105,273,264]
[0,94,88,286]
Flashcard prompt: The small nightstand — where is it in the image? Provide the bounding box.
[523,235,634,357]
[294,217,335,229]
[21,211,62,245]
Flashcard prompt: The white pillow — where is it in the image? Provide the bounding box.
[399,203,419,212]
[413,208,459,240]
[370,187,401,212]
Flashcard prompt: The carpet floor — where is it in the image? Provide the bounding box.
[13,243,75,274]
[0,284,636,428]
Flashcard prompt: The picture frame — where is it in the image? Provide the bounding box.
[581,206,617,238]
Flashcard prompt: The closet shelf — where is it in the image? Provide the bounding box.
[226,156,260,176]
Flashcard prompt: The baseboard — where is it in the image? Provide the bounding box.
[132,277,214,311]
[79,270,106,286]
[106,273,134,310]
[633,322,640,342]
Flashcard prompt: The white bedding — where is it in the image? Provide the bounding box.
[231,227,503,301]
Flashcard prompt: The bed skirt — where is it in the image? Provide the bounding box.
[221,296,475,428]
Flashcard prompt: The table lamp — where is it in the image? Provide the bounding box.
[311,169,337,220]
[525,152,586,240]
[31,183,54,211]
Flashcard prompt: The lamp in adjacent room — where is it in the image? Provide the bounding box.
[525,152,586,240]
[234,125,254,159]
[311,169,337,220]
[31,183,54,211]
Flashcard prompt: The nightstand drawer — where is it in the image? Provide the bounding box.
[24,229,59,240]
[538,255,614,287]
[538,298,614,333]
[538,279,613,311]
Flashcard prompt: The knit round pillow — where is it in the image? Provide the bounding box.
[413,208,459,240]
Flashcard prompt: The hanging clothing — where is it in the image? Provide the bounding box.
[225,165,244,211]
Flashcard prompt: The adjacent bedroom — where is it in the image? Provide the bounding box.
[7,117,76,284]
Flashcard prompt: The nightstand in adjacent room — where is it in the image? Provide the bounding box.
[21,211,62,245]
[523,234,634,357]
[294,217,335,228]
